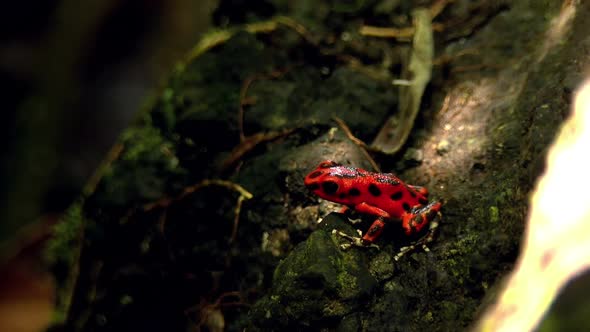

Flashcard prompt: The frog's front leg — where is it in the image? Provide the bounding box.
[333,202,390,249]
[332,229,379,250]
[354,202,392,244]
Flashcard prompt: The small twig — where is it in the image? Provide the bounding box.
[213,291,244,306]
[185,291,249,330]
[143,180,253,243]
[438,93,452,116]
[451,63,505,73]
[433,48,480,66]
[143,179,252,212]
[332,116,369,149]
[183,16,315,69]
[359,25,415,39]
[229,194,248,244]
[83,143,124,196]
[220,129,295,173]
[332,116,381,172]
[361,22,445,40]
[430,0,455,19]
[274,16,318,45]
[238,76,257,142]
[238,68,290,141]
[360,0,451,40]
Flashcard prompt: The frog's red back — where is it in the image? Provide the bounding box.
[304,160,428,219]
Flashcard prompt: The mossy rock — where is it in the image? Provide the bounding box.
[250,214,376,329]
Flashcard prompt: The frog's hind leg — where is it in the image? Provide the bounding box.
[401,201,441,234]
[333,202,391,250]
[362,218,386,244]
[396,202,442,260]
[395,212,441,260]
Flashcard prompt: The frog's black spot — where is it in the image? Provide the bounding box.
[308,170,323,179]
[339,193,347,199]
[322,181,339,195]
[409,190,417,198]
[390,191,403,200]
[349,188,361,196]
[368,184,381,196]
[419,197,429,205]
[403,203,411,212]
[306,183,320,191]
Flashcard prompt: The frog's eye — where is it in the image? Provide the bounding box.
[321,181,339,195]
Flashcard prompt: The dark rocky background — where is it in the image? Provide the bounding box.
[1,1,589,331]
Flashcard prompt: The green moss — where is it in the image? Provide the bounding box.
[369,251,395,281]
[337,270,359,298]
[438,233,482,289]
[120,126,176,167]
[45,202,83,267]
[251,217,376,329]
[44,202,84,325]
[322,300,347,317]
[489,206,500,223]
[91,120,187,209]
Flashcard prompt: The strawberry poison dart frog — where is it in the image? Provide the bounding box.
[304,160,442,259]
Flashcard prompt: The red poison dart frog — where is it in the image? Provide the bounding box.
[304,160,442,259]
